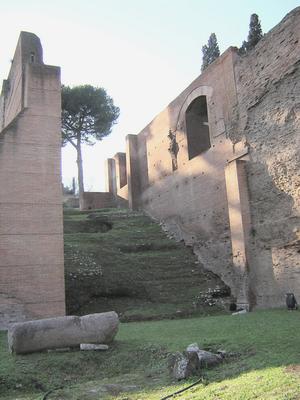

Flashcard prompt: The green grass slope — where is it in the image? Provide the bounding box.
[1,310,300,399]
[64,208,230,320]
[3,209,299,399]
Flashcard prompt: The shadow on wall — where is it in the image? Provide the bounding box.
[140,102,241,303]
[140,92,300,309]
[106,32,300,310]
[239,61,300,307]
[246,160,300,308]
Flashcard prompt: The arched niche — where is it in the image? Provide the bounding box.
[175,85,213,161]
[185,95,211,159]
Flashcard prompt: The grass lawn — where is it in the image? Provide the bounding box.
[1,309,300,399]
[1,208,298,398]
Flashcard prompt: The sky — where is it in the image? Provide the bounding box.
[1,0,299,191]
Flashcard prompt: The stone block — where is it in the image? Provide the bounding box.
[8,311,119,354]
[169,351,200,380]
[186,343,222,368]
[80,343,109,351]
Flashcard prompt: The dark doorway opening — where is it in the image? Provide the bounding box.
[185,96,210,160]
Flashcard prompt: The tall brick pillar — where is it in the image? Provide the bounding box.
[0,32,65,328]
[126,134,140,210]
[225,159,252,310]
[105,158,117,195]
[113,152,127,190]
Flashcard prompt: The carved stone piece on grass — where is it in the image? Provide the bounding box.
[169,351,200,380]
[186,343,222,367]
[8,311,119,354]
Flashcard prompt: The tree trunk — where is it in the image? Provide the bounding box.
[76,142,85,209]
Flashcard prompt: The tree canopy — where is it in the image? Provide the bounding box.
[61,85,119,203]
[201,33,220,72]
[239,14,263,54]
[62,85,119,146]
[248,13,263,48]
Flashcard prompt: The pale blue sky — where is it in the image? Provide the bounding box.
[1,0,299,190]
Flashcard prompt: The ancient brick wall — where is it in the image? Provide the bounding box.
[106,8,300,309]
[232,8,300,307]
[104,154,129,209]
[0,32,65,328]
[108,48,249,305]
[81,192,116,210]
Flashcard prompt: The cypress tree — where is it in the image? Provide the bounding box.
[247,13,263,49]
[201,33,220,72]
[239,13,263,54]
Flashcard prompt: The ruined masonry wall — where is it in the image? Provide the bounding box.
[106,8,300,309]
[81,192,116,210]
[130,49,246,301]
[0,32,65,328]
[233,8,300,307]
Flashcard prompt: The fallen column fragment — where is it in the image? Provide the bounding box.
[8,312,119,354]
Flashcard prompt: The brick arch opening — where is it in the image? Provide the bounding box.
[185,95,210,159]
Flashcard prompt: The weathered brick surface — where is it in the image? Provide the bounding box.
[0,264,65,302]
[0,204,63,235]
[81,192,115,210]
[0,141,60,175]
[107,8,300,309]
[0,32,65,328]
[25,301,66,318]
[0,235,64,266]
[231,8,300,307]
[125,48,242,299]
[2,114,61,146]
